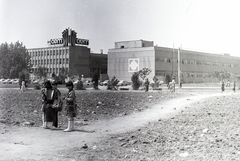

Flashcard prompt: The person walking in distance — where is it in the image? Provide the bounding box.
[221,80,225,92]
[63,81,77,132]
[20,80,26,92]
[144,78,150,92]
[171,78,176,92]
[233,81,236,92]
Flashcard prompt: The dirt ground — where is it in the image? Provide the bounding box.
[0,87,237,160]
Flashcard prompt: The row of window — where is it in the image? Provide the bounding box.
[32,58,69,65]
[32,67,68,74]
[29,49,69,57]
[156,70,213,78]
[156,57,240,68]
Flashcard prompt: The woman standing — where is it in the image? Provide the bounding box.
[52,81,62,128]
[41,80,58,129]
[63,81,77,132]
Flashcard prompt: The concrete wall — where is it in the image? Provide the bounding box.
[155,46,240,83]
[69,46,90,77]
[115,40,154,49]
[108,47,155,82]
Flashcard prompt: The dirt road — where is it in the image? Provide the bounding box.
[0,92,233,160]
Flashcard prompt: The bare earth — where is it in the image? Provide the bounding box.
[0,88,237,160]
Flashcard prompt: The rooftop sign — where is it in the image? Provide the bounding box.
[48,28,89,46]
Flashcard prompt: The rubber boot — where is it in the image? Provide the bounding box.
[63,121,72,132]
[71,121,74,131]
[42,121,46,128]
[42,114,45,128]
[43,122,50,129]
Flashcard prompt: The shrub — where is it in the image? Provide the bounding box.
[165,74,172,88]
[92,70,99,90]
[75,80,85,90]
[34,83,41,90]
[131,72,141,90]
[150,76,161,90]
[108,76,119,90]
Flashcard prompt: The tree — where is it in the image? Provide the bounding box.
[165,74,172,86]
[108,76,119,90]
[131,72,141,90]
[209,70,233,81]
[0,41,30,78]
[151,76,161,90]
[18,69,30,86]
[34,66,47,79]
[52,72,56,78]
[138,68,152,80]
[92,70,99,90]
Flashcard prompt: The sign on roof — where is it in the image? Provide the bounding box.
[48,28,89,46]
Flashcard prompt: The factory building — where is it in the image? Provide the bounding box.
[108,40,240,83]
[27,28,107,81]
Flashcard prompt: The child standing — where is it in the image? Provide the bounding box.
[20,81,26,92]
[63,81,77,132]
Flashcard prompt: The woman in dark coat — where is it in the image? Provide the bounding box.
[41,80,59,129]
[52,81,62,128]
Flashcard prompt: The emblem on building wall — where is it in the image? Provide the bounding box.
[128,58,139,72]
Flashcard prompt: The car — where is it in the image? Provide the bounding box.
[85,80,92,85]
[48,79,55,83]
[73,80,79,85]
[8,79,16,84]
[2,79,11,84]
[32,79,40,84]
[0,79,5,82]
[117,80,129,86]
[100,80,109,86]
[12,79,19,84]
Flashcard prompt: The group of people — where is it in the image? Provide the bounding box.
[144,77,176,92]
[41,80,77,132]
[221,80,236,93]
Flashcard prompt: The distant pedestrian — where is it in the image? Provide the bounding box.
[226,80,230,87]
[171,78,176,92]
[20,81,26,92]
[19,79,22,90]
[63,81,77,132]
[169,82,172,91]
[144,78,150,92]
[221,81,225,92]
[233,81,236,92]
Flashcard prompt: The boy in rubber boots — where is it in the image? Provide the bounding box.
[63,81,77,132]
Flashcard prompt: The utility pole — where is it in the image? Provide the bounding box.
[178,47,181,87]
[172,44,174,77]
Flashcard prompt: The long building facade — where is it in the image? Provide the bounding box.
[28,28,107,80]
[108,40,240,83]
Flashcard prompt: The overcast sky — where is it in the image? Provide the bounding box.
[1,0,240,56]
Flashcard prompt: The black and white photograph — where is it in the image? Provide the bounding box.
[1,0,240,160]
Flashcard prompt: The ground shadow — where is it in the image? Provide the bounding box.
[50,128,94,133]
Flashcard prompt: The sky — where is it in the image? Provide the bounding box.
[1,0,240,57]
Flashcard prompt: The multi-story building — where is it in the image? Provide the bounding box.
[27,28,107,81]
[108,40,240,83]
